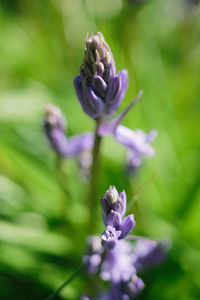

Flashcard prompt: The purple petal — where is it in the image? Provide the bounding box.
[83,253,102,274]
[106,69,129,115]
[118,191,127,217]
[93,75,107,98]
[100,240,136,283]
[114,126,156,156]
[85,85,105,117]
[97,90,143,136]
[145,129,157,142]
[101,196,111,225]
[118,215,135,239]
[105,75,120,103]
[74,75,95,118]
[46,128,69,156]
[65,133,94,157]
[127,151,142,168]
[101,226,121,250]
[125,275,145,298]
[114,125,136,148]
[107,210,122,228]
[133,240,169,272]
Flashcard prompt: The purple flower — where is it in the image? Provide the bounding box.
[101,186,127,221]
[43,104,94,157]
[101,187,135,248]
[114,125,157,171]
[82,236,103,274]
[74,32,128,120]
[101,226,121,250]
[101,240,136,283]
[132,239,168,272]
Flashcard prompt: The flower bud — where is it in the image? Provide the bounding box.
[74,32,128,119]
[101,187,127,222]
[44,104,66,133]
[106,186,118,205]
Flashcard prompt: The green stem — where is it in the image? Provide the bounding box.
[45,264,84,300]
[89,121,102,233]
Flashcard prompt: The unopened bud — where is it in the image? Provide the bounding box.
[106,186,118,205]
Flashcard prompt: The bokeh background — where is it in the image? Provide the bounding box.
[0,0,200,299]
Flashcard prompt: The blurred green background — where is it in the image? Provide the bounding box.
[0,0,200,299]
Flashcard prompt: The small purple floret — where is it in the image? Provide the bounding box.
[101,226,121,250]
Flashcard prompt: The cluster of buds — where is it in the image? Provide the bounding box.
[101,186,135,249]
[74,32,128,120]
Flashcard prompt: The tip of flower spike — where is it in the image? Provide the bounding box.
[44,104,67,130]
[45,103,60,116]
[106,186,118,204]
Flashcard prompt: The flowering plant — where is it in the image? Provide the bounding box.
[44,32,168,300]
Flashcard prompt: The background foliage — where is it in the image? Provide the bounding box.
[0,0,200,299]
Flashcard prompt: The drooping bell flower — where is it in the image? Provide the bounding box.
[74,32,128,120]
[43,104,94,157]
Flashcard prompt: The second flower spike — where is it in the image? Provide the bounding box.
[74,32,128,120]
[43,104,94,157]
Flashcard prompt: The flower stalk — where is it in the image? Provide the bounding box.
[45,264,84,300]
[89,121,102,232]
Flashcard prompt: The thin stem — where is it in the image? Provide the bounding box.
[89,121,102,233]
[45,264,84,300]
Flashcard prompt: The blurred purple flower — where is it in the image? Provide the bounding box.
[111,275,144,300]
[132,239,168,272]
[43,104,94,157]
[101,240,136,283]
[114,125,157,171]
[87,274,144,299]
[82,236,103,274]
[74,32,128,120]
